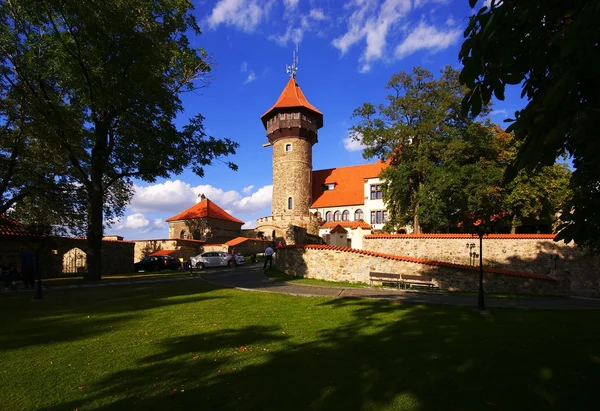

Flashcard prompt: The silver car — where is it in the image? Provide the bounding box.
[190,251,234,269]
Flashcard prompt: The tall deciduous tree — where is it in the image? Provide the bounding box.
[0,0,238,279]
[352,66,470,233]
[459,0,599,251]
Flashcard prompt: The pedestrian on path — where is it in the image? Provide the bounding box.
[263,245,274,270]
[17,245,36,289]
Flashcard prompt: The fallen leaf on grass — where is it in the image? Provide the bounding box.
[144,332,149,337]
[192,355,199,360]
[78,384,87,390]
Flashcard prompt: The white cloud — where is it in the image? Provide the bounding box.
[309,8,326,20]
[240,61,248,72]
[153,219,166,229]
[244,71,257,84]
[394,22,461,59]
[284,0,299,8]
[490,109,507,116]
[207,0,270,32]
[130,180,272,218]
[269,25,304,46]
[242,220,258,229]
[333,0,460,71]
[343,131,367,152]
[130,180,197,213]
[124,213,150,229]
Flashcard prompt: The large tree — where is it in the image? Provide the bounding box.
[352,67,570,234]
[0,0,238,279]
[459,0,600,251]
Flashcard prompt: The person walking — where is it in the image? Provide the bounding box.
[17,245,36,289]
[263,245,274,270]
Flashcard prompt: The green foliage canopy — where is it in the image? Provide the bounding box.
[0,0,238,278]
[460,0,599,251]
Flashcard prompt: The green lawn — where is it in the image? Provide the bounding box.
[264,267,366,288]
[1,281,599,411]
[42,270,192,287]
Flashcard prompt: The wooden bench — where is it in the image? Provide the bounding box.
[401,274,436,290]
[369,272,402,288]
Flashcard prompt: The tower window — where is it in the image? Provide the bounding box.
[293,112,300,119]
[180,230,188,239]
[288,197,293,210]
[342,210,349,221]
[286,113,291,120]
[325,211,332,221]
[280,113,285,120]
[285,143,292,152]
[302,114,306,121]
[354,209,364,221]
[334,211,341,221]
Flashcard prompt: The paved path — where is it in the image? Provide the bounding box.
[198,264,600,310]
[3,264,600,310]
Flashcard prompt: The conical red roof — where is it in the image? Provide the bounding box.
[261,77,322,120]
[166,199,244,224]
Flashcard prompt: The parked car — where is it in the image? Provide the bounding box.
[190,251,234,269]
[234,253,246,265]
[134,255,181,272]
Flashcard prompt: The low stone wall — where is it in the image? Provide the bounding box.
[275,245,565,296]
[363,234,600,297]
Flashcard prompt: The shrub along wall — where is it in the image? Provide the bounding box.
[363,234,600,297]
[275,245,566,296]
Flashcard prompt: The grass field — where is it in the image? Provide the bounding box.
[1,280,599,411]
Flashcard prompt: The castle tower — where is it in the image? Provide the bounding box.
[260,74,323,218]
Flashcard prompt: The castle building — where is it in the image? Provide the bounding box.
[166,194,244,244]
[255,68,406,248]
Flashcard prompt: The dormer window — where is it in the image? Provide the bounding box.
[323,183,335,191]
[285,143,292,152]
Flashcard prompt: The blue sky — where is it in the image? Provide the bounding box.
[111,0,519,240]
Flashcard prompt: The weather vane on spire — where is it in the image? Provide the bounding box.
[286,43,299,79]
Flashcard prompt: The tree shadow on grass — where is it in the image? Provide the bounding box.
[44,297,600,411]
[0,280,225,351]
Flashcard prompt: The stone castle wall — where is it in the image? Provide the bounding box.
[275,245,564,296]
[271,137,313,216]
[168,218,242,243]
[363,234,600,297]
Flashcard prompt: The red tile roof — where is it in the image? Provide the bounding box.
[0,215,35,236]
[365,234,557,240]
[312,161,387,208]
[166,199,244,224]
[329,224,348,234]
[149,249,177,256]
[321,221,372,230]
[279,244,556,281]
[261,77,322,120]
[225,237,250,246]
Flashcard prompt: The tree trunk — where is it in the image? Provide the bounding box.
[85,181,104,280]
[413,208,422,234]
[85,126,108,281]
[510,215,518,234]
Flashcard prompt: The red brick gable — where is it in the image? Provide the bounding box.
[312,161,387,208]
[166,199,244,225]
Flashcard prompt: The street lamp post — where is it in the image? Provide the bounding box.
[28,224,52,300]
[473,223,490,312]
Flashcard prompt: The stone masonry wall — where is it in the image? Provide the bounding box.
[362,234,600,297]
[168,218,242,243]
[275,245,563,296]
[272,137,313,216]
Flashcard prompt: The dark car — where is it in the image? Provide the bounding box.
[134,255,181,272]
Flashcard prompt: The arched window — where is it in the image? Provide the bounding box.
[354,209,364,221]
[342,210,349,221]
[180,230,188,239]
[325,211,332,221]
[288,197,293,210]
[285,143,292,152]
[333,211,341,221]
